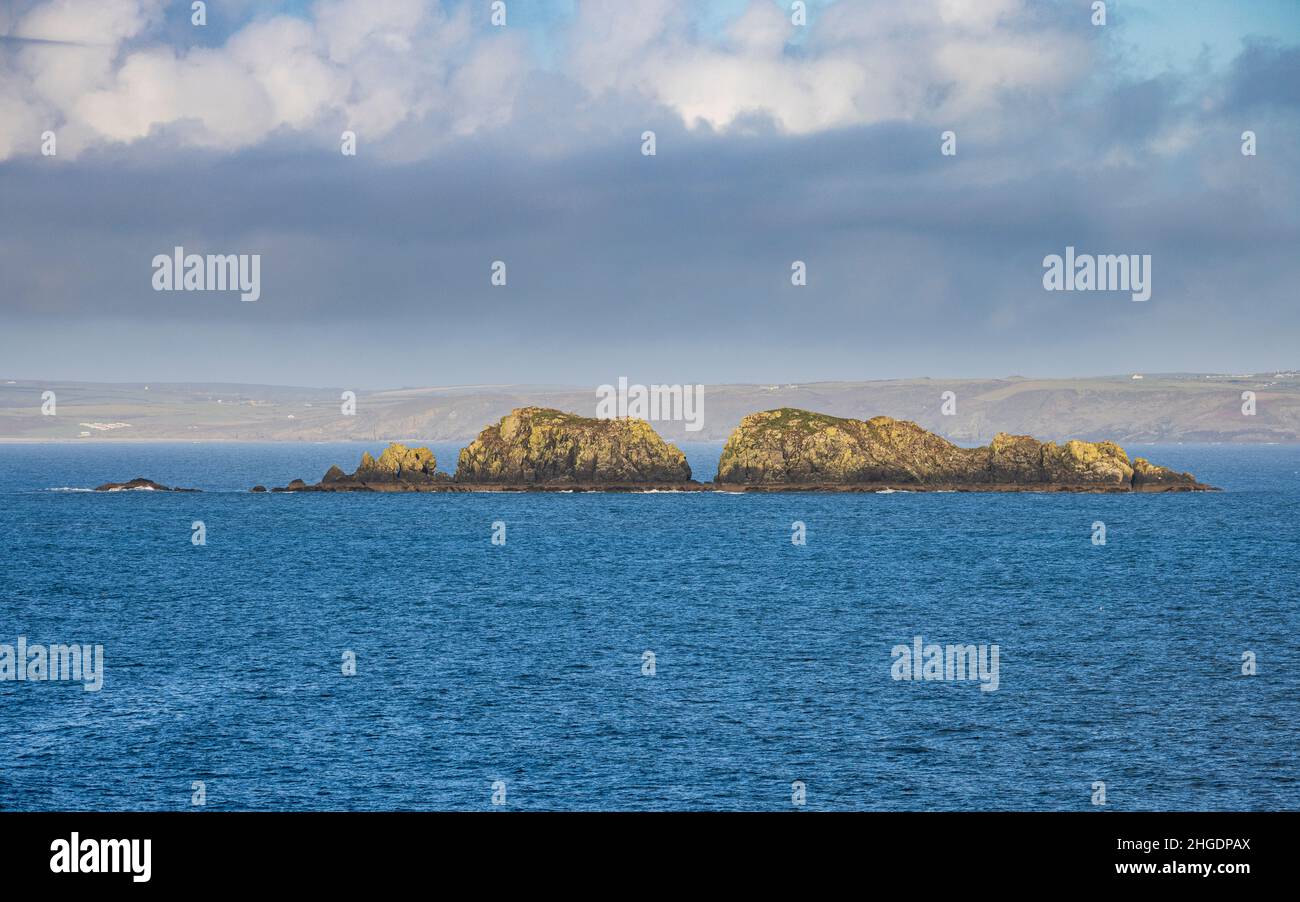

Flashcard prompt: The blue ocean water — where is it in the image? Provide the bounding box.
[1,441,1297,811]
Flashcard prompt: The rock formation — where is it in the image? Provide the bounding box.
[1129,457,1202,490]
[254,408,1208,493]
[354,444,439,482]
[94,478,199,492]
[455,407,692,485]
[715,409,1208,491]
[268,442,451,492]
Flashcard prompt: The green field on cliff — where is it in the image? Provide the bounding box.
[1,372,1297,444]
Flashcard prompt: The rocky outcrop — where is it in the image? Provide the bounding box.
[268,443,452,492]
[455,407,692,485]
[1129,457,1202,490]
[715,409,1211,491]
[94,477,199,492]
[354,444,439,482]
[715,409,980,485]
[255,409,1210,493]
[988,433,1135,485]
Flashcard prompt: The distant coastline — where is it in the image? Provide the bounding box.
[3,372,1297,444]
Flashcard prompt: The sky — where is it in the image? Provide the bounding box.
[0,0,1297,388]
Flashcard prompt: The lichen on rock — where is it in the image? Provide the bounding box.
[270,442,449,492]
[353,443,439,482]
[455,407,692,484]
[716,408,1210,490]
[714,409,982,485]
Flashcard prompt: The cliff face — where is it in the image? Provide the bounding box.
[989,433,1136,485]
[715,408,1207,490]
[455,407,692,484]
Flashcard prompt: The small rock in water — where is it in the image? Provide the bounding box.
[94,477,200,492]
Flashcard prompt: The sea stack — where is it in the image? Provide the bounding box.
[455,407,692,485]
[269,442,451,492]
[715,408,1209,491]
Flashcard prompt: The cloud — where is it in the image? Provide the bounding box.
[562,0,1089,136]
[1223,38,1300,110]
[0,0,1099,161]
[0,0,532,159]
[15,0,157,46]
[1,0,1297,386]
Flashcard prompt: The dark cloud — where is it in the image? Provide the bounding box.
[1,18,1297,387]
[1224,39,1300,110]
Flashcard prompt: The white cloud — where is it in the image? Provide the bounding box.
[563,0,1089,135]
[0,0,1092,161]
[16,0,158,46]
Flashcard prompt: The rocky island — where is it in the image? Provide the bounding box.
[99,406,1211,494]
[714,409,1210,492]
[269,441,452,492]
[454,407,693,487]
[94,478,199,492]
[264,408,695,492]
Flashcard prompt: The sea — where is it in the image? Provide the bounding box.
[1,442,1297,811]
